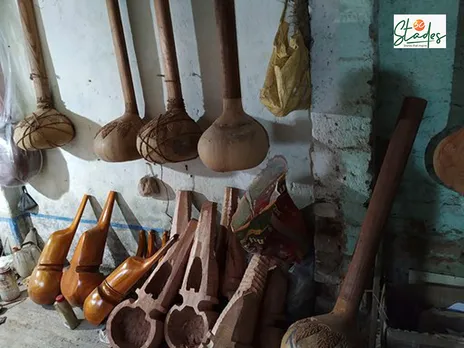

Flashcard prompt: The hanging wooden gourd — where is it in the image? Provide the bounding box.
[136,0,202,164]
[13,0,75,151]
[197,0,269,172]
[93,0,143,162]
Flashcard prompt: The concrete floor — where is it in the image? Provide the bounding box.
[0,293,107,348]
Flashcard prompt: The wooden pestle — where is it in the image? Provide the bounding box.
[197,0,269,172]
[281,97,427,348]
[83,235,178,325]
[28,195,89,305]
[61,191,117,307]
[93,0,143,162]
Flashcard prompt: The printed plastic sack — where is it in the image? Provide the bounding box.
[0,32,42,186]
[260,0,311,117]
[230,156,311,262]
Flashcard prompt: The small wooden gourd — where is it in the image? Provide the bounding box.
[197,0,269,172]
[136,0,201,164]
[13,0,75,150]
[93,0,143,162]
[61,191,116,307]
[28,195,89,305]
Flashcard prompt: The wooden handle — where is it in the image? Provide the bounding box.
[214,0,241,99]
[334,97,427,317]
[97,191,116,230]
[17,0,52,106]
[69,194,89,231]
[154,0,184,109]
[106,0,137,113]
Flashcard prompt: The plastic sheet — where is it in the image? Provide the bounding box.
[0,31,42,186]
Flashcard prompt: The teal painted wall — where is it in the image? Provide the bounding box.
[378,0,464,282]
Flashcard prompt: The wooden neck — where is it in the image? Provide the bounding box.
[106,0,138,114]
[154,0,184,109]
[17,0,52,107]
[333,97,427,317]
[214,0,241,99]
[97,191,116,230]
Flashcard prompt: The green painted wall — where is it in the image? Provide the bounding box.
[378,0,464,282]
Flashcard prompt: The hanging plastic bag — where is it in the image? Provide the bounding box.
[0,31,42,187]
[260,0,311,117]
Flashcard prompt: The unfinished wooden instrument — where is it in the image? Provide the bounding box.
[137,0,201,164]
[107,220,197,348]
[164,202,219,348]
[220,187,246,300]
[28,195,89,305]
[203,254,270,348]
[93,0,143,162]
[281,97,427,348]
[61,191,116,307]
[197,0,269,172]
[13,0,75,150]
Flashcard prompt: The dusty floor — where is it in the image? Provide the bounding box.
[0,292,107,348]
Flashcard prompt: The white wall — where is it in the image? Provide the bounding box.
[0,0,315,266]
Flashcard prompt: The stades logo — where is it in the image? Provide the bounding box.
[394,14,446,49]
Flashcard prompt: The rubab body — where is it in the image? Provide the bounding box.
[28,195,89,305]
[137,0,202,164]
[203,254,270,348]
[13,0,75,150]
[61,191,116,307]
[83,191,191,325]
[107,220,197,348]
[93,0,143,162]
[281,97,427,348]
[197,0,269,172]
[83,235,178,325]
[165,202,219,348]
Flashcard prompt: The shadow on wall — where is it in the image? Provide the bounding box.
[424,2,464,184]
[33,4,101,162]
[28,149,69,200]
[90,195,130,266]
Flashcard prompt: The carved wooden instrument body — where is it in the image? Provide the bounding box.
[93,0,143,162]
[281,97,427,348]
[28,195,89,305]
[83,235,178,325]
[257,266,288,348]
[197,0,269,172]
[220,187,246,299]
[61,191,116,307]
[84,191,191,325]
[165,201,219,348]
[203,254,270,348]
[136,0,201,164]
[107,220,197,348]
[13,0,75,150]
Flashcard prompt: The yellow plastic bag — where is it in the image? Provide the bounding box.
[260,1,311,117]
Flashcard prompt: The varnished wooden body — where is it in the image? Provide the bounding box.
[83,235,178,325]
[28,195,89,305]
[281,98,427,348]
[107,220,196,348]
[165,202,219,348]
[61,191,116,307]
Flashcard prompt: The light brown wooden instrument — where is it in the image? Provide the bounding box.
[28,194,89,305]
[61,191,116,307]
[93,0,143,162]
[197,0,269,172]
